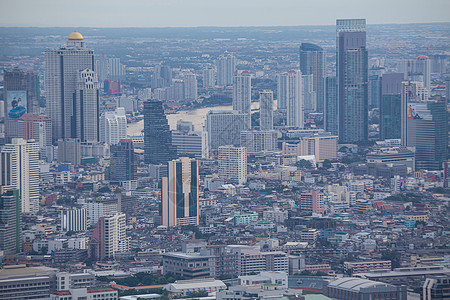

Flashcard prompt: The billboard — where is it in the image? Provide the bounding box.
[7,90,27,119]
[407,104,423,120]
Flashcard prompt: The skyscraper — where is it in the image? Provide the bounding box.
[299,43,326,113]
[401,56,431,91]
[232,70,251,125]
[183,72,198,101]
[402,100,447,170]
[143,100,176,165]
[278,70,304,128]
[324,76,338,136]
[0,138,39,213]
[302,74,316,113]
[216,54,236,86]
[109,139,136,181]
[45,31,95,141]
[218,145,247,185]
[206,110,250,152]
[259,90,274,130]
[99,107,127,145]
[0,190,21,255]
[74,69,100,142]
[380,73,404,140]
[3,69,40,118]
[152,65,172,88]
[336,19,368,143]
[202,66,216,88]
[161,157,199,227]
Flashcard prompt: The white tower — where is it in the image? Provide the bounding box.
[279,70,304,128]
[100,107,127,145]
[233,70,252,127]
[75,69,100,142]
[259,90,274,130]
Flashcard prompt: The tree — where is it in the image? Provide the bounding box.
[296,159,312,169]
[381,250,401,269]
[98,186,111,193]
[322,159,333,169]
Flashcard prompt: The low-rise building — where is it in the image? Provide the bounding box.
[344,260,391,274]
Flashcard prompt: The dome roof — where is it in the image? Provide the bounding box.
[68,31,84,40]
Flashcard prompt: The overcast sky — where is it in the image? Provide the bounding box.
[0,0,449,27]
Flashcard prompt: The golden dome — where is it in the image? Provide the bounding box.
[68,31,84,40]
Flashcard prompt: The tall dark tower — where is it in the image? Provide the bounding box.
[336,19,368,143]
[109,139,136,181]
[143,100,176,165]
[299,43,326,113]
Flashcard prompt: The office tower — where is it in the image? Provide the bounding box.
[202,66,216,88]
[0,138,39,213]
[91,212,129,260]
[216,54,236,86]
[300,190,324,214]
[152,64,172,88]
[240,130,278,153]
[279,70,304,128]
[302,74,316,113]
[368,74,382,108]
[446,77,450,102]
[380,73,404,140]
[109,139,136,181]
[183,72,198,101]
[172,121,209,159]
[74,69,100,142]
[299,43,326,113]
[232,70,251,121]
[336,19,369,143]
[206,110,250,152]
[403,101,447,170]
[99,107,127,145]
[259,90,274,130]
[58,138,81,165]
[45,31,94,141]
[143,100,176,165]
[0,190,21,254]
[61,208,87,232]
[324,77,338,135]
[401,56,431,90]
[161,157,199,227]
[218,145,247,185]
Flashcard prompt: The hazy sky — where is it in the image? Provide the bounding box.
[1,0,449,27]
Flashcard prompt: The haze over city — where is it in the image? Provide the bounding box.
[0,1,449,300]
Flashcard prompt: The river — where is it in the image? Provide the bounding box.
[127,102,260,136]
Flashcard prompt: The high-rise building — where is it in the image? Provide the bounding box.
[240,130,278,154]
[161,157,199,227]
[99,107,127,145]
[3,69,40,119]
[0,190,21,254]
[368,74,382,108]
[300,190,324,214]
[45,31,95,141]
[143,100,176,165]
[109,139,136,181]
[259,90,274,130]
[401,56,431,90]
[278,70,304,128]
[302,74,316,113]
[108,57,126,81]
[202,66,216,88]
[90,212,129,260]
[216,54,236,86]
[336,19,369,143]
[403,101,447,170]
[299,43,326,113]
[61,208,87,232]
[218,145,247,185]
[94,55,126,82]
[152,65,172,88]
[232,70,251,123]
[0,138,39,213]
[172,122,209,159]
[380,73,404,140]
[74,69,100,142]
[324,77,338,136]
[206,110,250,152]
[58,138,81,165]
[183,72,198,101]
